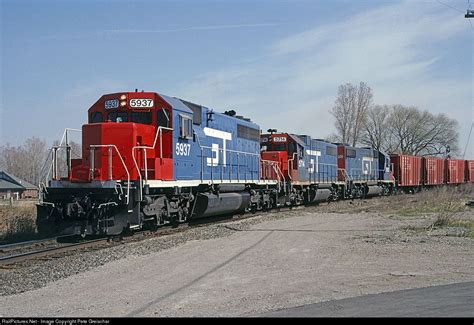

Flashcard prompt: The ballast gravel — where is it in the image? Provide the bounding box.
[0,208,302,296]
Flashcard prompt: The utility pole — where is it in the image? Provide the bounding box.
[467,0,474,18]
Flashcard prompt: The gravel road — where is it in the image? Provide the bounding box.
[0,200,472,317]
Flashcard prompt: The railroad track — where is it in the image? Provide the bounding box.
[0,196,386,267]
[0,238,112,267]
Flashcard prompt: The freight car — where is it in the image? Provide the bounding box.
[423,157,445,186]
[446,159,465,184]
[466,160,474,182]
[390,154,423,191]
[391,155,474,190]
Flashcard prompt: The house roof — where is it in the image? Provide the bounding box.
[0,179,25,191]
[0,171,38,190]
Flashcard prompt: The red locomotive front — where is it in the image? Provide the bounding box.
[69,92,174,183]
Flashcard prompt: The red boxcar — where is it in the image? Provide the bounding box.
[390,154,422,187]
[423,157,445,185]
[445,159,465,184]
[465,160,474,183]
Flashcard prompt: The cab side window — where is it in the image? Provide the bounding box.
[157,109,170,128]
[179,114,193,139]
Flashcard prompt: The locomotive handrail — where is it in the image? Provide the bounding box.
[348,168,378,181]
[261,158,285,190]
[338,168,352,182]
[89,144,131,205]
[132,126,173,201]
[314,162,338,183]
[195,140,261,184]
[287,152,298,181]
[39,128,82,189]
[58,128,82,147]
[260,159,282,181]
[38,147,55,200]
[132,126,173,179]
[274,163,286,191]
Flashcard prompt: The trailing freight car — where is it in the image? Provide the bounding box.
[466,160,474,183]
[390,154,423,190]
[445,159,465,184]
[423,157,445,186]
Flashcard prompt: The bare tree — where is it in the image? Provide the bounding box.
[0,137,49,185]
[330,82,373,146]
[360,105,392,150]
[324,133,340,143]
[386,105,459,156]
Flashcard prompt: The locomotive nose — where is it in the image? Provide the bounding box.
[71,122,157,183]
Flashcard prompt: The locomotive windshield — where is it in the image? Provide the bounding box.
[273,143,286,151]
[107,112,129,123]
[131,112,152,124]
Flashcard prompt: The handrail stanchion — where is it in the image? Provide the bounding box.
[90,147,95,181]
[108,146,113,180]
[220,148,224,182]
[237,153,240,182]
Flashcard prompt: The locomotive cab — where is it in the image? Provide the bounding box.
[260,133,307,182]
[70,92,174,183]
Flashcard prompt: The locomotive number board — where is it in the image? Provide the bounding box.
[130,99,154,108]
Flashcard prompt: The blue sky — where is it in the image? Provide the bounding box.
[1,0,473,157]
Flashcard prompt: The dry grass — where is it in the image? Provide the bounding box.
[396,184,473,217]
[395,184,474,237]
[0,203,37,242]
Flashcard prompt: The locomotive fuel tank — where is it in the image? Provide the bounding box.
[306,188,331,203]
[366,185,382,197]
[192,192,251,218]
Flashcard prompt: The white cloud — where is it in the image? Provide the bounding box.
[178,0,473,157]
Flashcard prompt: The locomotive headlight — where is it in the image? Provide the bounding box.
[120,94,127,100]
[120,101,127,107]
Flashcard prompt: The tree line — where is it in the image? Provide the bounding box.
[329,82,459,156]
[0,83,460,185]
[0,138,81,186]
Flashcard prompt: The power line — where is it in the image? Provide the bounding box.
[436,0,464,13]
[463,121,474,158]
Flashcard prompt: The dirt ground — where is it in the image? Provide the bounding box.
[0,185,473,317]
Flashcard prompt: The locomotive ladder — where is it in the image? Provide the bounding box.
[131,126,174,202]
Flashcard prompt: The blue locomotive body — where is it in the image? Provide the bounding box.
[297,135,338,183]
[162,95,261,183]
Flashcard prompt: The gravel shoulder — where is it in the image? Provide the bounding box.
[0,192,473,317]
